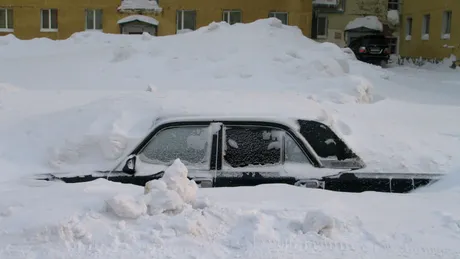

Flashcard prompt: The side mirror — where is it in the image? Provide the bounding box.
[122,155,136,175]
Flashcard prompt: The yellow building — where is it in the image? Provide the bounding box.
[399,0,459,59]
[0,0,312,40]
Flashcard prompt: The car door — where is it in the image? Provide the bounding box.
[213,122,300,187]
[125,121,220,187]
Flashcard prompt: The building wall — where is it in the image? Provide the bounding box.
[0,0,312,40]
[399,0,460,59]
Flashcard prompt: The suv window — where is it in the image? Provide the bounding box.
[297,120,357,161]
[139,126,211,168]
[223,126,282,168]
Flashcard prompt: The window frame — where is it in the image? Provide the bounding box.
[137,124,214,170]
[421,14,430,40]
[441,10,452,39]
[405,16,412,40]
[268,11,289,25]
[176,9,197,33]
[41,8,58,32]
[222,9,242,25]
[0,8,13,31]
[85,9,103,31]
[387,0,400,11]
[316,14,328,39]
[220,123,315,171]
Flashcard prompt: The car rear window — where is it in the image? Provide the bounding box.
[297,120,358,160]
[362,35,388,45]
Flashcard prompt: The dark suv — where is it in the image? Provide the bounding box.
[348,34,390,66]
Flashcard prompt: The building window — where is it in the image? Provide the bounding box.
[386,36,398,54]
[316,15,328,38]
[268,12,288,25]
[405,17,412,40]
[223,10,241,25]
[0,9,13,31]
[388,0,399,11]
[41,9,58,31]
[176,10,196,33]
[421,14,430,40]
[442,11,452,39]
[86,9,103,30]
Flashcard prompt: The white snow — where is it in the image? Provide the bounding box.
[345,16,383,31]
[422,34,430,40]
[442,33,451,40]
[387,10,400,26]
[117,15,159,26]
[0,18,460,258]
[118,0,162,12]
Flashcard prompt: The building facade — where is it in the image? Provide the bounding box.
[312,0,401,55]
[0,0,312,40]
[399,0,459,59]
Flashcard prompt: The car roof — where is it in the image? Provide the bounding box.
[152,114,310,130]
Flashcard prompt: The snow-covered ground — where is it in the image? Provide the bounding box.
[0,18,460,258]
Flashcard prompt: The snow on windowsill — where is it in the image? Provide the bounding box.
[0,28,13,33]
[421,34,429,41]
[442,34,451,40]
[118,0,163,13]
[40,29,58,33]
[177,29,193,34]
[405,35,411,41]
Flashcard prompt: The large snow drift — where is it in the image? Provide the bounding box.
[0,17,460,259]
[0,18,459,177]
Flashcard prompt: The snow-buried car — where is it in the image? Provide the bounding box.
[37,115,442,193]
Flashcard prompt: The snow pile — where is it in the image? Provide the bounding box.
[302,210,336,237]
[106,194,147,219]
[118,0,162,11]
[106,159,198,218]
[143,159,198,215]
[345,16,383,31]
[1,176,460,258]
[387,10,400,25]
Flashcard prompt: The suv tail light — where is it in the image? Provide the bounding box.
[384,48,390,54]
[358,46,366,53]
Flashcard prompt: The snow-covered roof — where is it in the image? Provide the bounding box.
[118,15,159,26]
[118,0,162,12]
[345,16,383,32]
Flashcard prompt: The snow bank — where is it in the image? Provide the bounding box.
[0,18,459,177]
[1,175,460,258]
[106,159,198,218]
[345,16,383,31]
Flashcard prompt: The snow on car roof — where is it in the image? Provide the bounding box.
[151,114,314,131]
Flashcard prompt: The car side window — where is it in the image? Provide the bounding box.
[297,120,357,161]
[223,126,282,168]
[284,133,311,164]
[138,126,211,168]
